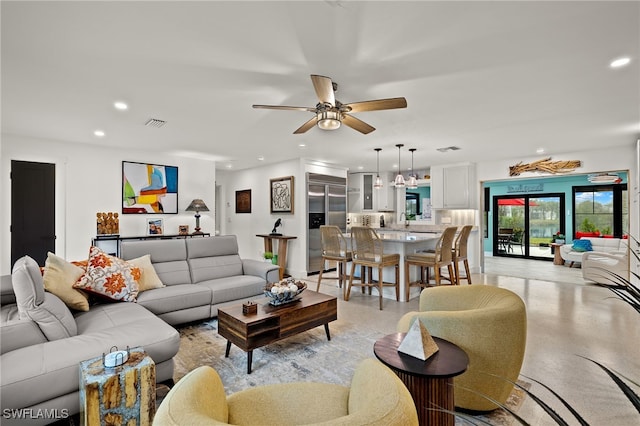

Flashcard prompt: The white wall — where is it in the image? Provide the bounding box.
[217,159,347,278]
[1,134,215,274]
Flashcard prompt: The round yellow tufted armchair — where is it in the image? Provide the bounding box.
[397,285,527,412]
[153,358,418,425]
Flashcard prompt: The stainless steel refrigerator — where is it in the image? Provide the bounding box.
[307,173,347,274]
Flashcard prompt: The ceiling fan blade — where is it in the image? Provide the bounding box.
[342,114,375,134]
[293,116,318,134]
[310,74,335,106]
[344,97,407,113]
[253,104,316,112]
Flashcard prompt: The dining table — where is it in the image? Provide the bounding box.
[344,230,441,302]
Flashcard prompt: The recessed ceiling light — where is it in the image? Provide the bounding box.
[94,130,105,137]
[298,143,306,148]
[226,164,233,169]
[536,148,545,154]
[114,101,128,110]
[357,166,364,170]
[610,57,631,68]
[257,156,264,161]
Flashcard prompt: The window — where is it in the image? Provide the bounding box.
[573,184,627,238]
[405,192,420,220]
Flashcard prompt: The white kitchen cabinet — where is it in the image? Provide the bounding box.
[348,173,374,212]
[430,163,477,209]
[349,172,396,212]
[375,172,395,211]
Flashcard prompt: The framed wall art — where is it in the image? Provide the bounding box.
[235,189,252,213]
[270,176,294,214]
[122,161,178,214]
[147,218,164,235]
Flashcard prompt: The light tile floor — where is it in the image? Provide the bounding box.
[313,257,639,425]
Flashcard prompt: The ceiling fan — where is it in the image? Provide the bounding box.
[253,74,407,134]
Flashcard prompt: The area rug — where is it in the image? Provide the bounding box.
[170,318,528,425]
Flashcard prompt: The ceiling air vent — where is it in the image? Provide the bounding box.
[145,118,166,128]
[436,146,461,152]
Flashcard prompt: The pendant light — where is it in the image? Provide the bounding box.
[374,148,383,189]
[394,144,406,188]
[407,148,418,189]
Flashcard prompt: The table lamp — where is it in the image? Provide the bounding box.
[185,199,209,234]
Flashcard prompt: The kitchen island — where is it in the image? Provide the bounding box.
[345,231,441,302]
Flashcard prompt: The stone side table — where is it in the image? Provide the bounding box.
[79,347,156,426]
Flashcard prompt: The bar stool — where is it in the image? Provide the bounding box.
[316,225,352,298]
[346,226,400,310]
[404,226,457,300]
[452,225,473,285]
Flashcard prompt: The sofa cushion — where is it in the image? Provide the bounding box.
[74,246,140,302]
[2,302,179,412]
[135,284,212,316]
[12,256,78,340]
[198,275,266,305]
[121,239,191,285]
[572,239,593,252]
[43,252,90,311]
[128,254,165,292]
[186,237,244,282]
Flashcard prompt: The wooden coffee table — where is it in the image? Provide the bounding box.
[217,290,337,373]
[374,332,468,426]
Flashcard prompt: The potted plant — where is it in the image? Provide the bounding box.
[263,251,273,263]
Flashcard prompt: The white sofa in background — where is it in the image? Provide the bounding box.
[582,251,629,285]
[559,237,629,284]
[559,237,628,267]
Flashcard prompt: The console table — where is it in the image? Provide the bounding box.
[256,234,297,280]
[92,233,210,257]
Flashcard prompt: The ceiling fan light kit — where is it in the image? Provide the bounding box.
[317,110,341,130]
[394,144,406,188]
[253,74,407,135]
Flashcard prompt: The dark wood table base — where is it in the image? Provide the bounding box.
[374,333,468,426]
[224,323,332,374]
[396,372,455,426]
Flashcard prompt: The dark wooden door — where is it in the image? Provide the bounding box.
[11,160,55,267]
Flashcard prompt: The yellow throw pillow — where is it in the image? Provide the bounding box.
[128,255,165,292]
[43,252,90,312]
[74,246,140,302]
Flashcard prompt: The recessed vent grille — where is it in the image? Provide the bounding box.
[436,146,461,152]
[145,118,166,128]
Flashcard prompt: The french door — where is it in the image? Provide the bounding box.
[493,193,565,260]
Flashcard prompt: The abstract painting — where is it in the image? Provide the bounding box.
[122,161,178,214]
[270,176,294,214]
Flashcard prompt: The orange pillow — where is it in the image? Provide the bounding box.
[74,246,140,302]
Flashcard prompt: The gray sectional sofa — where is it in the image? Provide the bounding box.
[0,235,280,424]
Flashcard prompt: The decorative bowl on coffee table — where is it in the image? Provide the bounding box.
[265,279,306,306]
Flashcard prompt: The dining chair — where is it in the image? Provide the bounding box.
[452,225,473,284]
[346,226,400,310]
[497,228,514,253]
[404,226,457,300]
[316,225,352,298]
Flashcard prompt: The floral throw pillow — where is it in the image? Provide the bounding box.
[74,246,140,302]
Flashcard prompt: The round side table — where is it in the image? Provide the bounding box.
[374,332,469,426]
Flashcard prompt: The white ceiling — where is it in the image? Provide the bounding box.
[2,1,639,173]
